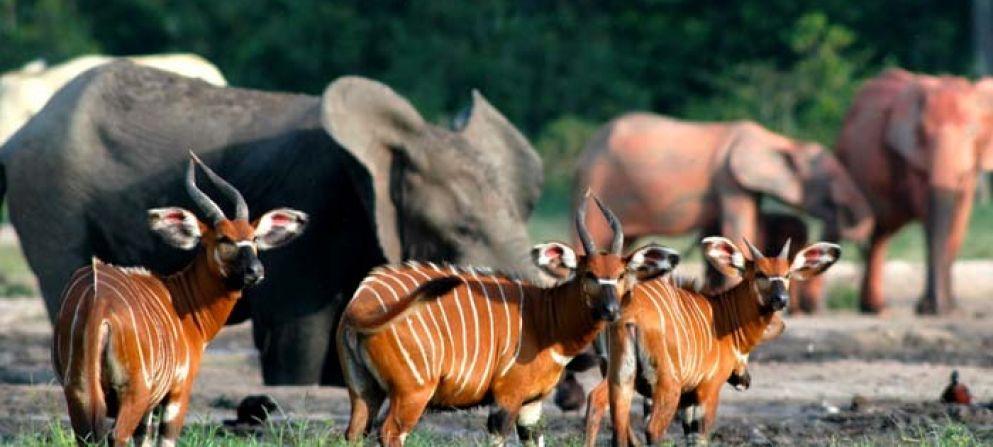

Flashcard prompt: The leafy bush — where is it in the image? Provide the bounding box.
[533,115,599,196]
[0,0,99,68]
[826,283,859,311]
[685,12,865,145]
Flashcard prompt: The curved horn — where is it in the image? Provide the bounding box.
[743,237,765,261]
[778,238,792,260]
[575,192,596,256]
[185,159,226,224]
[190,152,249,220]
[593,196,624,254]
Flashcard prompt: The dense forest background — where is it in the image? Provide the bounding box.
[0,0,979,193]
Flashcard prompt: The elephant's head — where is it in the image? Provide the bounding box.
[886,76,993,190]
[971,78,993,173]
[729,130,873,242]
[320,77,544,278]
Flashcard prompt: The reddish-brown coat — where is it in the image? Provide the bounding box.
[339,259,623,446]
[53,221,251,446]
[586,238,839,446]
[836,68,993,313]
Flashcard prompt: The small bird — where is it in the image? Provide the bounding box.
[940,370,972,405]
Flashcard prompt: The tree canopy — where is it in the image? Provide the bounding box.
[0,0,976,190]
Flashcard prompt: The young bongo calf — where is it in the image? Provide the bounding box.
[586,237,839,446]
[52,155,307,446]
[337,196,679,446]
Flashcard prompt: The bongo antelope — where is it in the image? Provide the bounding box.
[585,237,839,446]
[52,155,307,446]
[337,196,679,446]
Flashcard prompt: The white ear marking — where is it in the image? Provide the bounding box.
[254,208,308,250]
[558,246,577,269]
[534,242,577,269]
[148,207,201,250]
[790,242,841,280]
[731,251,745,269]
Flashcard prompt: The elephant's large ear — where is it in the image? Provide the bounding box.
[974,79,993,171]
[885,82,929,171]
[456,90,544,217]
[320,76,427,263]
[728,127,803,206]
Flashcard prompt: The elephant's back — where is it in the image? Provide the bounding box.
[588,113,735,172]
[838,69,913,156]
[4,61,320,184]
[576,113,729,237]
[126,54,227,86]
[1,61,335,272]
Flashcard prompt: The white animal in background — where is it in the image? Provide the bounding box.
[0,53,227,144]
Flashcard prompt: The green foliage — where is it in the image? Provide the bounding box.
[685,12,864,145]
[2,418,591,446]
[826,283,859,311]
[534,115,599,194]
[0,0,979,193]
[0,0,99,67]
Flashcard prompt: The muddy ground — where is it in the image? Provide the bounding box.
[3,260,993,445]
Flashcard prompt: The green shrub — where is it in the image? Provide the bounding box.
[826,283,859,311]
[684,12,866,145]
[534,115,600,196]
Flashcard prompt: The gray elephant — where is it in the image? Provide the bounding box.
[0,62,543,386]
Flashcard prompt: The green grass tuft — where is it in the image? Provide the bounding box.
[826,283,859,311]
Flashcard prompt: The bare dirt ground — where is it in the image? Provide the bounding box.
[3,260,993,445]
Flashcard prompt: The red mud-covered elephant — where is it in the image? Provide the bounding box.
[575,114,873,311]
[834,69,993,314]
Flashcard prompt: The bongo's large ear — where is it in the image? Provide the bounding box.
[148,208,202,250]
[254,208,309,250]
[625,244,680,281]
[790,242,841,281]
[531,242,577,281]
[702,236,745,279]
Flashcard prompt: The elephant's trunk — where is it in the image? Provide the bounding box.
[920,187,960,314]
[471,216,545,284]
[832,178,874,243]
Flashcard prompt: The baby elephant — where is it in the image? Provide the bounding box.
[586,237,840,446]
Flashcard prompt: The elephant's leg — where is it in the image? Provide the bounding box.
[712,194,758,290]
[16,230,91,323]
[36,257,90,324]
[860,226,895,314]
[794,276,824,314]
[920,185,972,314]
[253,300,336,385]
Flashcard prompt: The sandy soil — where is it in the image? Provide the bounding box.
[3,261,993,445]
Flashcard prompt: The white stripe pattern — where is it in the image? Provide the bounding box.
[346,262,529,403]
